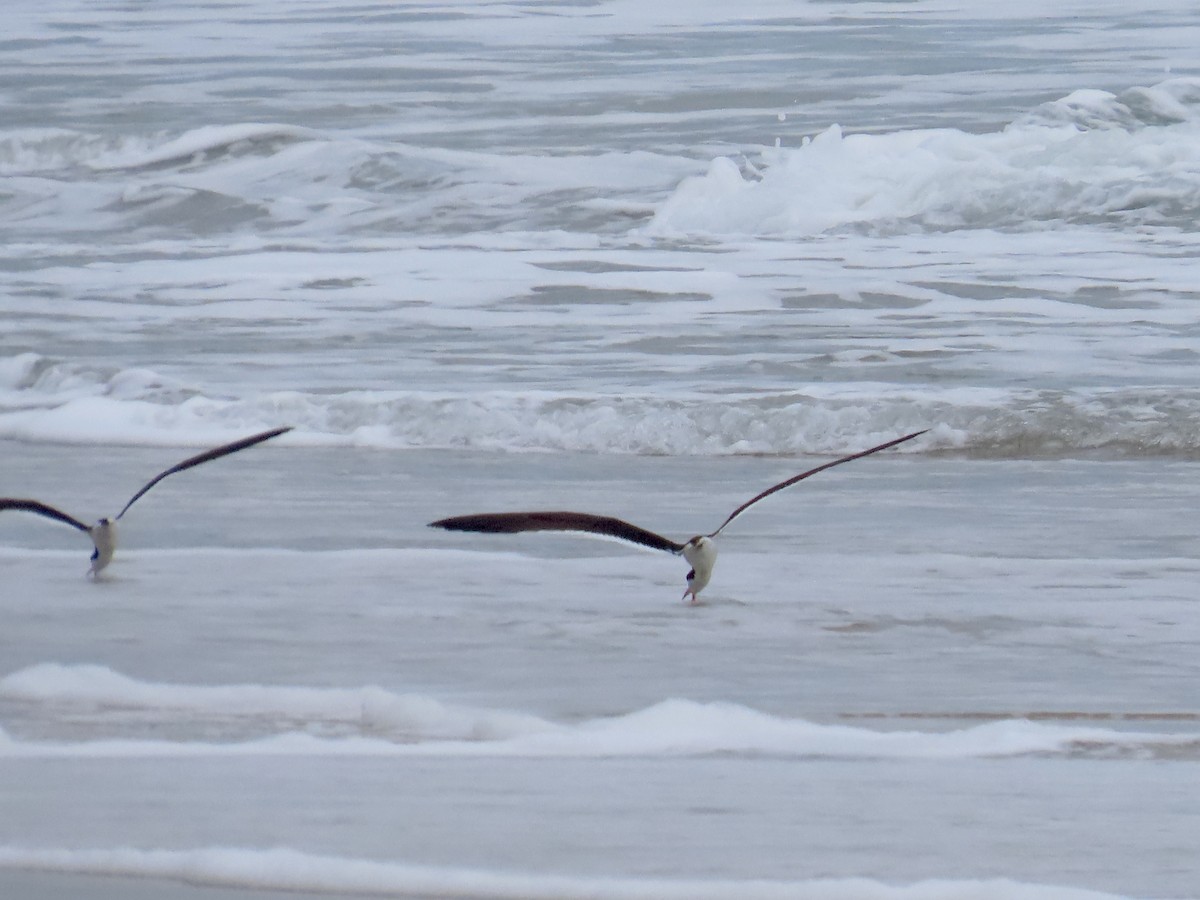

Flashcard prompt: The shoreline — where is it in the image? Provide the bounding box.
[0,870,330,900]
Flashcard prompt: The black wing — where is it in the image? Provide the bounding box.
[0,498,92,532]
[115,426,293,520]
[708,429,928,538]
[429,511,685,554]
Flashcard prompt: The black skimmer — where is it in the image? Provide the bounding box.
[1,426,292,577]
[430,429,926,602]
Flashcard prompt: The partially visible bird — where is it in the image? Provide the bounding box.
[430,429,927,602]
[1,426,292,577]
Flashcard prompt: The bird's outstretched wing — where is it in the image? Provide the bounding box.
[0,498,92,532]
[429,511,685,554]
[707,428,928,538]
[115,426,293,520]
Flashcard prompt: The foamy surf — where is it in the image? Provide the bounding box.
[0,663,553,743]
[2,665,1193,761]
[648,80,1200,238]
[8,352,1200,459]
[0,846,1144,900]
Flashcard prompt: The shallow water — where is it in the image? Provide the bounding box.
[2,446,1199,897]
[2,1,1199,897]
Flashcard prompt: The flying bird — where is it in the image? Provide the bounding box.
[1,426,292,577]
[430,429,927,602]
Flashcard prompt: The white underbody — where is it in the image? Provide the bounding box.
[680,535,717,601]
[88,518,117,577]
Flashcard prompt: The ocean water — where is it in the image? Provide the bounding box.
[1,2,1198,898]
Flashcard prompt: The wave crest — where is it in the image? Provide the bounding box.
[2,664,1193,762]
[648,78,1200,237]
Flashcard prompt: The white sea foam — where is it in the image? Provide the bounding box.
[5,81,1200,460]
[0,663,551,743]
[6,351,1200,458]
[649,80,1200,238]
[0,845,1140,900]
[1,665,1190,761]
[4,79,1198,244]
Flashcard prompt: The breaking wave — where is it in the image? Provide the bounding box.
[4,352,1200,459]
[2,664,1194,761]
[649,79,1200,237]
[4,80,1200,244]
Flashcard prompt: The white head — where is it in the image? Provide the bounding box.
[680,535,717,603]
[87,517,118,578]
